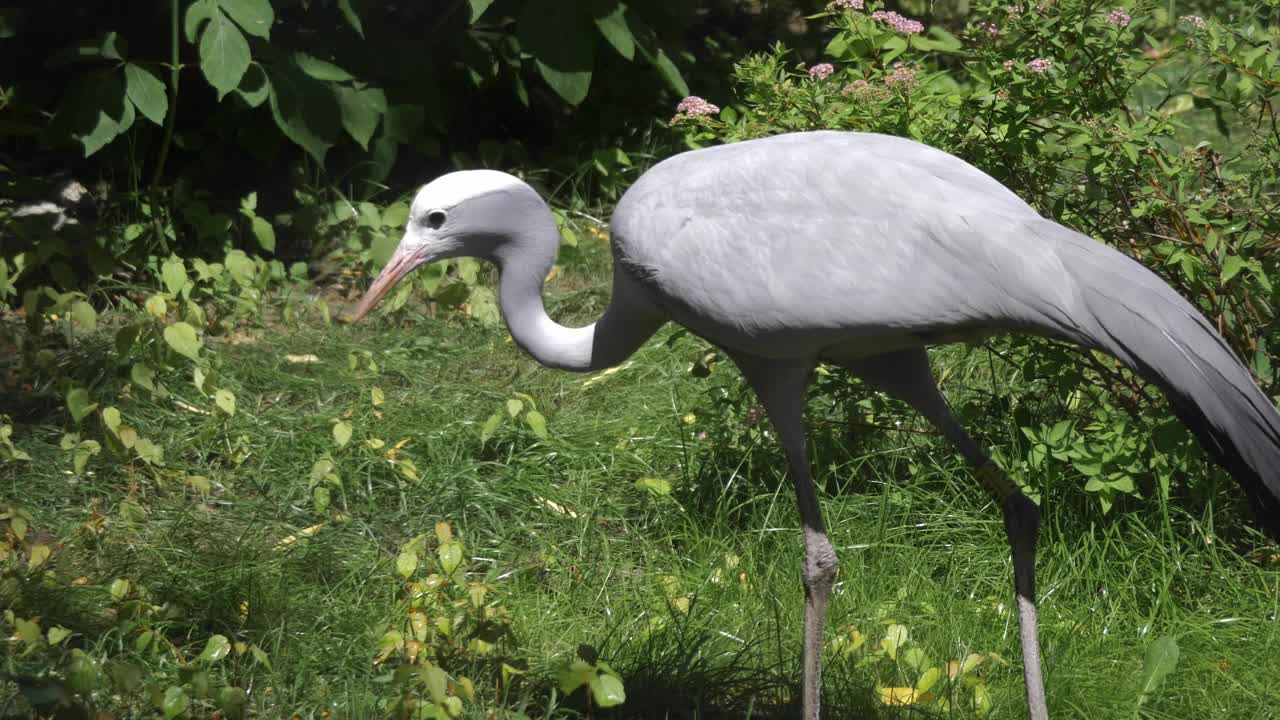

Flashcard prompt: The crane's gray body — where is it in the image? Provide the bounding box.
[612,132,1058,358]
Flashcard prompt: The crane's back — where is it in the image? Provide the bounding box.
[609,131,1068,357]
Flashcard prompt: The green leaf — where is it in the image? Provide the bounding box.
[234,63,270,107]
[559,659,593,694]
[109,578,131,601]
[196,634,232,664]
[185,0,219,42]
[519,0,595,105]
[589,672,626,707]
[50,68,135,157]
[634,477,671,496]
[396,550,418,578]
[28,544,51,570]
[102,406,122,434]
[480,412,503,442]
[131,363,157,393]
[250,216,276,252]
[468,0,496,22]
[438,540,462,574]
[199,9,252,99]
[162,685,189,719]
[333,420,352,447]
[14,617,41,644]
[47,626,73,645]
[338,0,364,36]
[125,63,168,125]
[1137,635,1180,705]
[421,662,448,704]
[162,256,188,296]
[66,387,98,423]
[218,0,273,38]
[70,300,97,332]
[334,85,386,150]
[525,410,548,439]
[164,322,202,360]
[225,249,256,285]
[1221,255,1247,284]
[266,56,341,164]
[294,52,354,81]
[217,687,248,720]
[506,398,523,417]
[135,437,165,465]
[592,0,635,60]
[215,389,237,416]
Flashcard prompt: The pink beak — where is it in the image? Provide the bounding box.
[350,245,420,321]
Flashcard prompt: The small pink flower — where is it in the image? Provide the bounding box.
[1104,8,1131,27]
[1027,57,1052,73]
[1006,5,1023,17]
[831,0,864,8]
[696,430,708,441]
[1179,14,1206,30]
[1003,59,1016,70]
[977,21,1000,37]
[808,63,835,80]
[675,96,720,117]
[870,10,924,34]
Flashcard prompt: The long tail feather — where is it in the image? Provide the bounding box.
[1028,222,1280,539]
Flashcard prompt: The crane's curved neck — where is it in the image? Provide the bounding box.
[492,201,661,373]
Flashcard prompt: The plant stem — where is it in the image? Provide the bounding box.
[148,0,181,253]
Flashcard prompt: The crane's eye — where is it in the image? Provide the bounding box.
[425,210,447,229]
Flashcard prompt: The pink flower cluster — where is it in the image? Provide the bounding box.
[883,63,917,89]
[871,10,924,34]
[808,63,835,80]
[1180,14,1206,30]
[1027,57,1052,73]
[1006,5,1023,17]
[1105,8,1131,27]
[831,0,864,9]
[675,96,720,117]
[977,21,1000,37]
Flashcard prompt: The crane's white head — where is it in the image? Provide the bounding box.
[351,170,536,320]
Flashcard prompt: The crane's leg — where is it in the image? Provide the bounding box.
[727,352,833,720]
[841,349,1049,720]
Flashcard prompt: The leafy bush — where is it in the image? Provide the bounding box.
[672,0,1280,520]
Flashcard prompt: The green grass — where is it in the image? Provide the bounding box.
[2,241,1278,718]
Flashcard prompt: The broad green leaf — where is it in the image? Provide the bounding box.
[162,256,188,296]
[631,15,687,95]
[396,550,418,578]
[199,9,252,99]
[124,63,168,125]
[506,398,523,417]
[420,662,448,704]
[249,644,272,669]
[28,543,51,570]
[70,300,97,331]
[250,216,276,252]
[1221,255,1247,284]
[218,0,273,38]
[50,68,135,157]
[468,286,500,325]
[434,521,453,545]
[312,485,330,513]
[66,387,97,423]
[635,477,671,496]
[371,387,385,406]
[65,649,101,694]
[215,389,236,416]
[480,412,503,442]
[592,0,635,60]
[217,686,248,719]
[266,58,341,164]
[334,85,386,150]
[184,0,219,41]
[47,626,72,645]
[559,659,593,694]
[164,322,202,360]
[438,540,462,574]
[73,440,100,474]
[338,0,364,36]
[135,437,165,465]
[48,31,128,66]
[146,294,168,319]
[294,52,354,81]
[915,666,941,693]
[162,685,189,719]
[519,0,595,105]
[197,634,232,664]
[102,407,122,433]
[589,672,626,707]
[333,420,352,447]
[14,617,41,644]
[468,0,496,22]
[225,249,256,285]
[110,578,130,601]
[525,410,548,439]
[234,63,270,107]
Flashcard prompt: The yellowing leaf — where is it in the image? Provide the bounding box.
[28,543,51,570]
[878,687,925,706]
[370,387,384,406]
[333,421,353,448]
[284,353,321,364]
[215,389,236,416]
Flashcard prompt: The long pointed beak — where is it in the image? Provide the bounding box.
[350,243,422,321]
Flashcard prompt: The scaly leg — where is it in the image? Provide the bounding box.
[729,353,834,720]
[843,349,1049,720]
